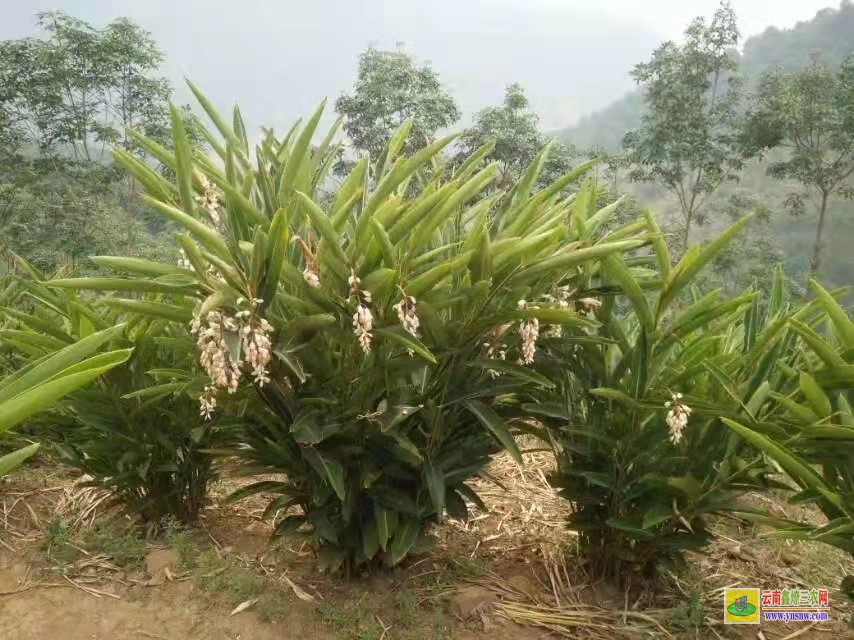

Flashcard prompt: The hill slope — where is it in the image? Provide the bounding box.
[557,1,854,151]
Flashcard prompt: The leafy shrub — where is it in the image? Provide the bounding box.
[0,280,131,476]
[724,280,854,568]
[530,219,805,581]
[67,85,648,570]
[3,265,227,523]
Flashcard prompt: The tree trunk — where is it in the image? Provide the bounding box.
[810,190,829,276]
[682,214,692,254]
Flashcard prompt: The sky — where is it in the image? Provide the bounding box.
[0,0,840,133]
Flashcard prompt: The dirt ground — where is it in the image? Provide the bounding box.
[1,452,852,640]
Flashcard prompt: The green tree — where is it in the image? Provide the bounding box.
[461,83,576,188]
[622,1,745,251]
[741,56,854,276]
[0,12,180,272]
[336,47,460,158]
[0,11,172,160]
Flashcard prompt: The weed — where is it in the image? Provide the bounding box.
[43,519,78,564]
[447,557,488,579]
[82,517,145,568]
[319,599,383,640]
[396,587,418,624]
[163,516,198,571]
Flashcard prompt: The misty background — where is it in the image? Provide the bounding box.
[0,0,835,133]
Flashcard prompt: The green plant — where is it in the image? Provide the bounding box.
[0,289,131,477]
[3,261,228,523]
[62,83,648,571]
[531,217,807,581]
[724,280,854,565]
[82,517,146,567]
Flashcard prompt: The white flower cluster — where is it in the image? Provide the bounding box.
[349,272,373,354]
[190,299,274,419]
[482,340,508,378]
[517,300,539,365]
[194,169,220,221]
[665,392,692,445]
[190,310,242,395]
[393,291,419,337]
[236,307,273,387]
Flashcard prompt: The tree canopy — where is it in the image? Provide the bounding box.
[622,1,746,251]
[742,55,854,274]
[335,47,460,159]
[460,83,575,188]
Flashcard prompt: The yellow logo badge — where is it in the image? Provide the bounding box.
[724,588,760,624]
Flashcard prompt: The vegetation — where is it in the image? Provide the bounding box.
[0,306,131,475]
[60,85,647,571]
[725,280,854,562]
[622,1,745,252]
[4,267,225,524]
[0,11,183,273]
[0,5,852,636]
[460,83,575,189]
[742,56,854,275]
[335,47,460,159]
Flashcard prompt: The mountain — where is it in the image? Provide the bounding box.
[556,1,854,151]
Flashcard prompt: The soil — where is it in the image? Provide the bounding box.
[1,459,852,640]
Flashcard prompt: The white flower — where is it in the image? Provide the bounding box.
[194,169,220,214]
[579,297,602,311]
[544,324,562,338]
[519,317,539,365]
[191,306,274,394]
[353,304,373,354]
[665,393,693,445]
[303,265,321,288]
[393,293,420,337]
[199,386,217,420]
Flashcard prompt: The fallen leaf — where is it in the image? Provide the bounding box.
[230,598,258,615]
[282,575,315,603]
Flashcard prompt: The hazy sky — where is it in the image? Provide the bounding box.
[0,0,839,133]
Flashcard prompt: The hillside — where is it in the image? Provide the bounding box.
[555,1,854,289]
[557,0,854,151]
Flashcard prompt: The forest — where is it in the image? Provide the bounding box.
[0,2,852,639]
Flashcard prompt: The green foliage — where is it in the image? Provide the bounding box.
[460,83,576,189]
[2,265,226,523]
[0,298,130,476]
[0,12,190,274]
[83,84,648,571]
[336,47,460,158]
[0,11,171,159]
[622,1,746,252]
[533,217,800,580]
[724,279,854,562]
[741,55,854,276]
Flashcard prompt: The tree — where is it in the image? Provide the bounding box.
[336,47,460,158]
[0,12,179,272]
[742,55,854,275]
[461,83,575,188]
[0,11,171,161]
[622,1,745,251]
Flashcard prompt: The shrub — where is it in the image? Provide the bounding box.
[724,280,854,580]
[0,280,131,477]
[3,264,227,523]
[530,219,806,581]
[64,85,649,570]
